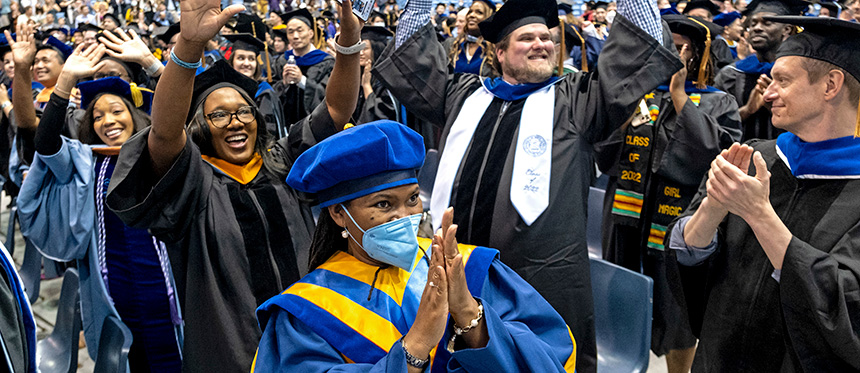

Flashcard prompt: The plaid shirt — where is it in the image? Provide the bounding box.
[395,0,664,49]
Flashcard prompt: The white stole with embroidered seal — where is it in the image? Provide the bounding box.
[430,82,556,231]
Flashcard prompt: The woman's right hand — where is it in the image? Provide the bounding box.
[402,237,449,362]
[177,0,244,47]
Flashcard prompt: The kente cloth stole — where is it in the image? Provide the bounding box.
[277,238,497,369]
[430,81,556,230]
[612,93,699,250]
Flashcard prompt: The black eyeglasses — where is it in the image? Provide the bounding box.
[205,106,256,128]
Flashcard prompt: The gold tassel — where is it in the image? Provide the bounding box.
[855,96,860,138]
[252,22,273,83]
[688,17,711,90]
[558,17,566,76]
[128,82,153,108]
[570,24,588,72]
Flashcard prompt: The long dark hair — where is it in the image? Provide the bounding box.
[78,94,151,145]
[186,87,289,179]
[308,205,349,271]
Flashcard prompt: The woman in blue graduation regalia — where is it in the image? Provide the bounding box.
[253,121,577,372]
[17,43,182,372]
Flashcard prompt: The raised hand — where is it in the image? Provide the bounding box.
[178,0,245,46]
[61,43,107,82]
[436,207,476,327]
[402,240,449,362]
[99,28,155,65]
[337,0,365,47]
[5,22,37,68]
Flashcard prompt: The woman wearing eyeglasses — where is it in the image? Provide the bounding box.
[103,0,364,370]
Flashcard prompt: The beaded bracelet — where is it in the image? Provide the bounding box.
[169,50,202,70]
[446,299,484,353]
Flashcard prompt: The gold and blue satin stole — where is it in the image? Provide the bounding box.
[277,237,498,369]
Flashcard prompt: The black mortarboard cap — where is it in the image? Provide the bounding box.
[102,13,123,27]
[594,1,609,10]
[232,13,268,40]
[189,59,259,123]
[765,15,860,135]
[473,0,498,14]
[361,26,393,43]
[664,14,722,88]
[479,0,559,43]
[0,36,9,58]
[683,0,721,15]
[818,0,841,15]
[77,23,103,33]
[271,26,287,40]
[156,22,180,44]
[224,33,265,54]
[321,10,335,19]
[283,8,315,28]
[558,3,574,15]
[664,14,723,44]
[743,0,810,15]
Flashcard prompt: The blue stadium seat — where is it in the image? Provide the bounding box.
[587,186,605,258]
[93,316,133,373]
[590,257,653,373]
[36,268,81,373]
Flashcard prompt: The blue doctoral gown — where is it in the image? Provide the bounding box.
[17,138,183,362]
[253,238,577,372]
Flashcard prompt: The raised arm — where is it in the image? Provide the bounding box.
[394,0,432,49]
[147,0,244,177]
[615,0,664,45]
[324,0,364,126]
[33,43,106,156]
[5,22,39,131]
[99,28,165,79]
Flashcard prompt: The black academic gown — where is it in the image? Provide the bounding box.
[374,15,682,373]
[670,139,860,372]
[715,63,780,140]
[106,102,338,373]
[594,87,741,355]
[272,54,335,126]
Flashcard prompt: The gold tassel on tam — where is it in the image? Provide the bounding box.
[252,22,274,83]
[855,96,860,138]
[687,17,711,90]
[558,17,566,77]
[571,25,588,72]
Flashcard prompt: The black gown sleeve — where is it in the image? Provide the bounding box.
[655,92,742,185]
[33,93,71,156]
[106,130,211,244]
[780,234,860,370]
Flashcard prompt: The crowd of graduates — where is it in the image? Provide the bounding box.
[0,0,859,372]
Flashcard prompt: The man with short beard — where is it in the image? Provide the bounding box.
[373,0,682,371]
[714,0,809,140]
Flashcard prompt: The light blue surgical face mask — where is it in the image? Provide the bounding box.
[341,205,423,271]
